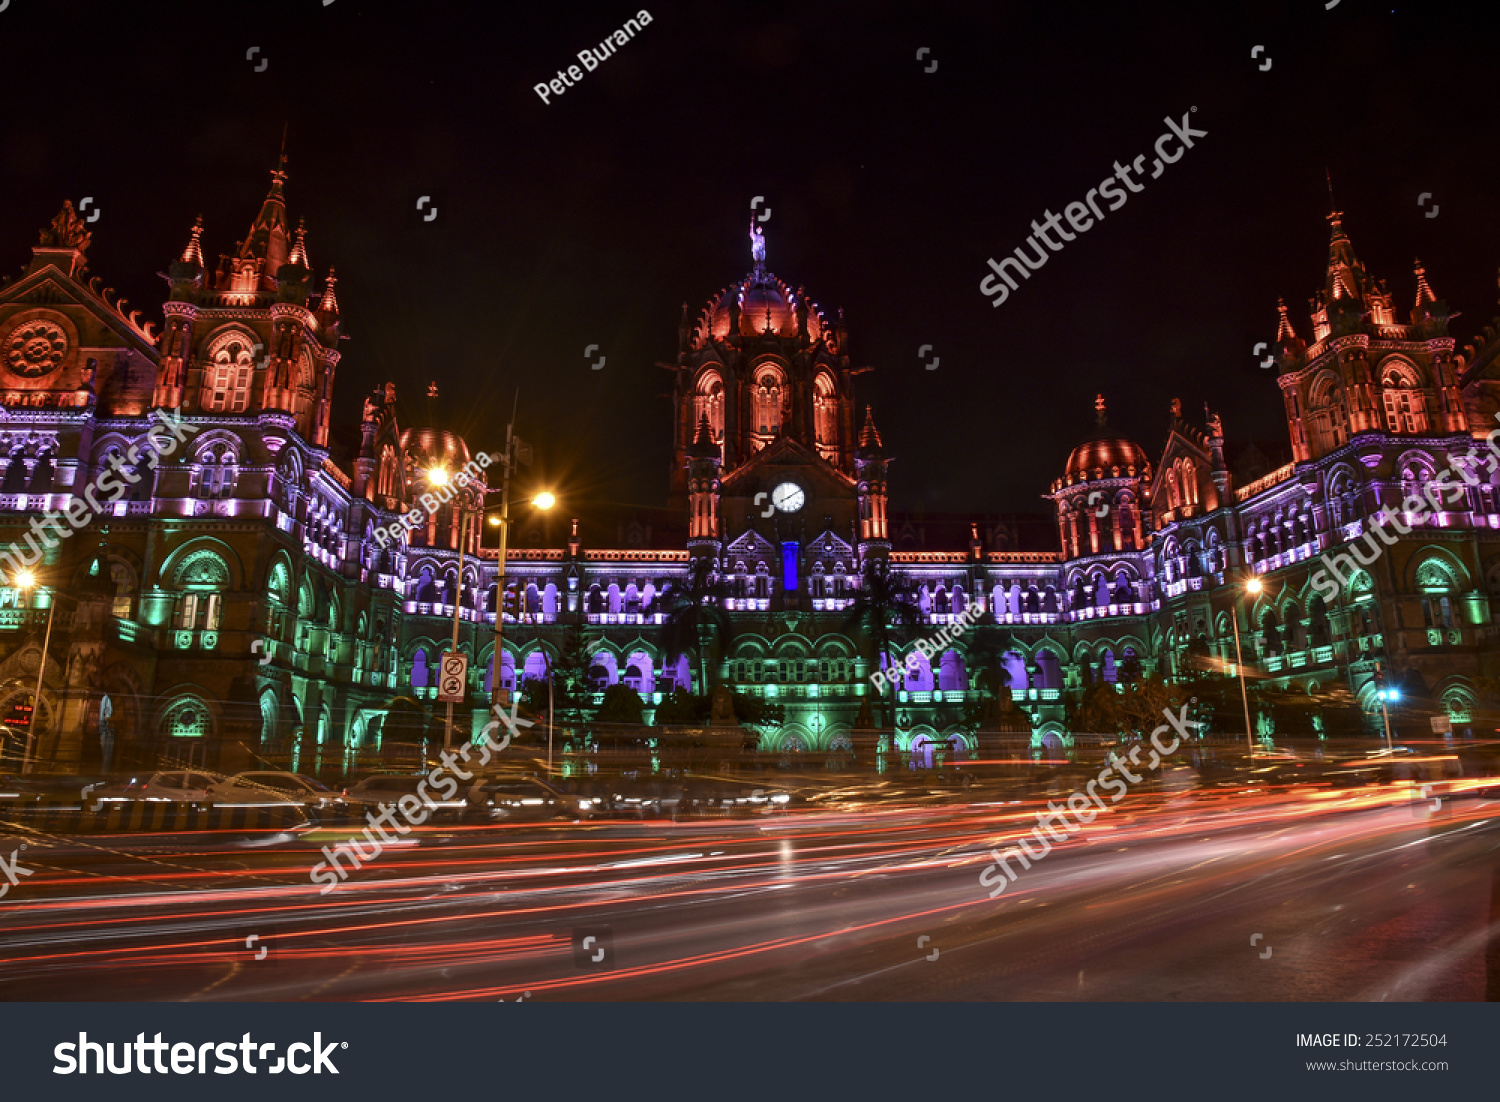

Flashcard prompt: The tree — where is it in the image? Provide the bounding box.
[661,556,734,693]
[519,627,593,726]
[654,688,705,726]
[381,696,434,745]
[962,616,1016,707]
[594,683,645,725]
[843,557,925,734]
[1067,675,1182,740]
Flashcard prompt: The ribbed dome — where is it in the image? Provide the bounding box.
[705,271,822,342]
[1062,396,1149,482]
[1065,436,1150,481]
[400,428,472,479]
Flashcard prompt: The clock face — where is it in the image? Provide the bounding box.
[771,481,804,513]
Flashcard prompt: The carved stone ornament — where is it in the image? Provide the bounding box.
[4,319,68,378]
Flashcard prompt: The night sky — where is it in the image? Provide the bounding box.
[5,0,1499,525]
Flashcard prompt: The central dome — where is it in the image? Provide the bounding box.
[705,271,817,340]
[1062,396,1149,482]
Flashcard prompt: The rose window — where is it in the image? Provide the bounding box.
[4,320,68,377]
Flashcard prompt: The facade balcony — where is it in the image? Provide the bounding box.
[1069,602,1148,622]
[993,611,1062,625]
[585,611,663,624]
[725,598,771,611]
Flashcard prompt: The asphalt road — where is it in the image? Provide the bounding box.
[1,786,1496,1001]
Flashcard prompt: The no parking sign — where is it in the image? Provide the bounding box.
[438,652,468,703]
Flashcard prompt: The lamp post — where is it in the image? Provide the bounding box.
[485,411,552,716]
[12,571,76,775]
[1373,661,1396,752]
[1229,574,1263,757]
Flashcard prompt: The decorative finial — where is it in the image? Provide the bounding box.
[288,218,308,267]
[181,216,205,266]
[1275,297,1296,341]
[1170,397,1182,419]
[427,381,439,400]
[1094,393,1107,428]
[318,267,339,314]
[1413,258,1436,309]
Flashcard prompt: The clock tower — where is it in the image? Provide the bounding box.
[668,224,871,609]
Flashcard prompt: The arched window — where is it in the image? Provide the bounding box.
[1179,458,1198,505]
[1260,610,1282,656]
[194,441,239,499]
[694,372,725,458]
[411,648,431,689]
[1381,366,1427,434]
[201,334,256,413]
[813,372,838,454]
[27,451,54,493]
[752,367,784,437]
[171,549,229,633]
[107,561,136,620]
[1309,377,1348,455]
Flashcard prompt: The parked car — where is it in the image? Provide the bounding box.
[208,771,349,819]
[343,774,465,821]
[89,770,220,808]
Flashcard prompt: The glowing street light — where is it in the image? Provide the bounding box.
[427,467,450,487]
[10,570,62,774]
[531,491,556,510]
[1229,573,1263,756]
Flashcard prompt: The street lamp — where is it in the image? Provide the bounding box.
[485,413,554,715]
[1229,574,1262,757]
[1373,662,1396,752]
[10,571,73,775]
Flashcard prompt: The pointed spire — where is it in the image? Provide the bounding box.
[180,216,205,267]
[1275,297,1297,341]
[692,413,714,447]
[1325,207,1361,300]
[237,156,291,290]
[288,218,309,267]
[1413,258,1436,309]
[858,405,884,449]
[317,267,339,314]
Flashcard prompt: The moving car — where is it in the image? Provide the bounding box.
[343,774,465,821]
[464,776,567,822]
[209,771,349,819]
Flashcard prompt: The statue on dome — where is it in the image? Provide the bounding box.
[749,219,766,265]
[1170,397,1183,419]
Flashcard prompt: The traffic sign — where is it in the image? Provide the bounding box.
[1429,714,1452,734]
[438,652,468,703]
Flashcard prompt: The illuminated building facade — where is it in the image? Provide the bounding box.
[1,174,1496,775]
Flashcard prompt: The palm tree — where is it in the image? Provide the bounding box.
[843,556,925,756]
[661,555,734,696]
